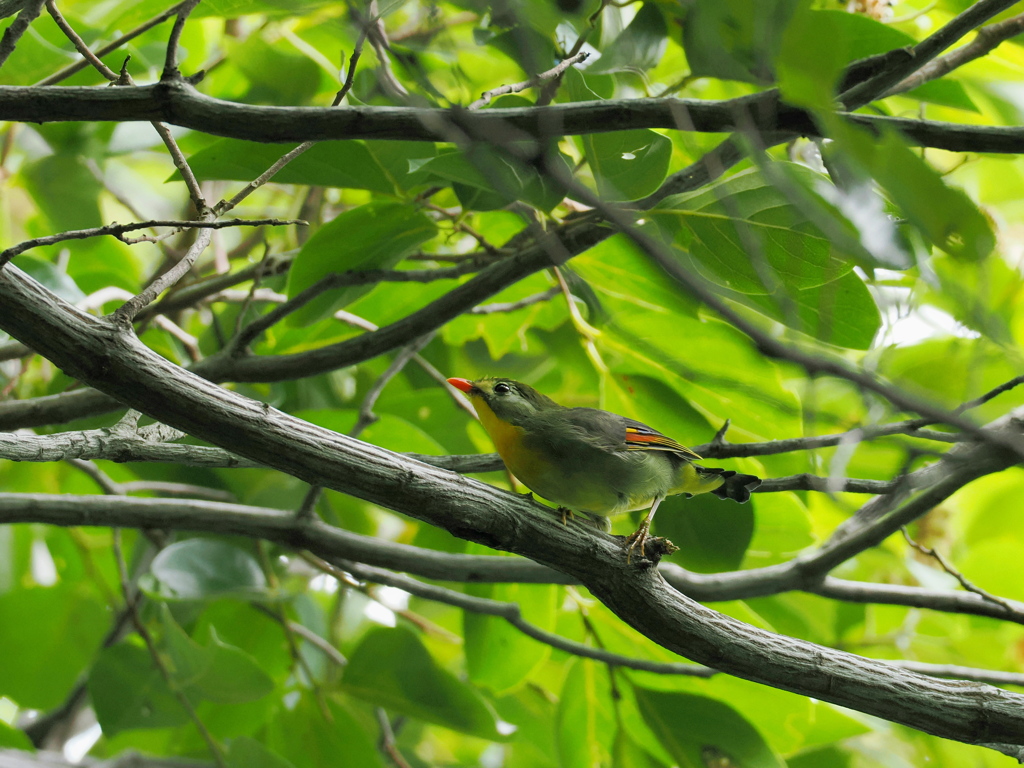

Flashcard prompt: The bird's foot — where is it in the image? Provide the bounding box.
[557,506,575,525]
[624,525,677,566]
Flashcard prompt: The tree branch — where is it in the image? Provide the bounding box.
[2,264,1024,747]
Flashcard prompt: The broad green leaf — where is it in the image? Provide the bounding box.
[416,148,570,212]
[146,539,268,601]
[0,720,33,750]
[681,0,805,84]
[582,129,672,201]
[824,123,993,261]
[285,201,437,326]
[653,492,754,573]
[228,35,321,106]
[743,491,814,568]
[775,7,849,109]
[21,155,103,232]
[343,625,511,740]
[442,272,566,358]
[588,3,668,75]
[265,695,385,768]
[735,270,882,350]
[557,659,615,768]
[0,585,107,709]
[464,582,557,694]
[652,166,858,294]
[89,642,190,735]
[636,688,784,768]
[162,606,274,704]
[228,737,298,768]
[185,139,400,193]
[570,233,700,321]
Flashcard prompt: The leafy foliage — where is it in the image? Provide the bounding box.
[2,0,1024,767]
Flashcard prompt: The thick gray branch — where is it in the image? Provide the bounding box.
[1,263,1024,747]
[0,82,1023,153]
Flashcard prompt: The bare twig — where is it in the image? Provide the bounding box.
[377,709,413,768]
[469,286,560,314]
[36,2,186,85]
[468,51,590,109]
[884,12,1024,98]
[45,0,117,81]
[213,21,370,217]
[0,0,45,69]
[229,259,485,352]
[0,218,299,269]
[901,527,1013,611]
[162,0,199,80]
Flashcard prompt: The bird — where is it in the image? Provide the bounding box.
[446,377,761,562]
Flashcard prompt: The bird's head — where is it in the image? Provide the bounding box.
[447,377,558,425]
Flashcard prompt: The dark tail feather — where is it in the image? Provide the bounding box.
[696,466,762,503]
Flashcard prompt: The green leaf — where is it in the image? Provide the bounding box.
[162,606,274,704]
[228,737,298,768]
[635,688,784,768]
[652,166,858,294]
[416,148,570,212]
[653,492,754,573]
[464,582,557,694]
[0,585,107,709]
[556,659,615,768]
[146,539,268,601]
[343,625,511,740]
[228,35,322,106]
[0,719,34,750]
[588,3,668,75]
[824,123,993,261]
[89,642,190,735]
[582,129,672,201]
[185,139,402,193]
[735,269,882,350]
[265,695,384,768]
[681,0,805,84]
[21,155,103,231]
[285,201,437,326]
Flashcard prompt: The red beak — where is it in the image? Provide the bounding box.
[447,377,474,394]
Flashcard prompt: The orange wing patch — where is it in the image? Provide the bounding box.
[624,426,702,459]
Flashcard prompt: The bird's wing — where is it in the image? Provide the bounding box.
[622,418,702,459]
[555,409,702,460]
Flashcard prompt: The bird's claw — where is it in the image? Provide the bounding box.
[558,506,575,525]
[624,526,677,566]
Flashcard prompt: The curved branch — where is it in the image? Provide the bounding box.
[1,264,1024,747]
[1,82,1024,153]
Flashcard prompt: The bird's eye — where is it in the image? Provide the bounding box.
[493,382,511,395]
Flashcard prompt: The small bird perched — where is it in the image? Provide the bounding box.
[447,377,761,562]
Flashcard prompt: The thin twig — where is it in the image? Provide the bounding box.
[0,0,45,68]
[901,527,1013,612]
[45,0,118,81]
[377,709,413,768]
[469,286,559,314]
[321,556,716,677]
[213,21,370,217]
[36,2,186,85]
[469,51,590,109]
[351,333,436,437]
[162,0,199,80]
[884,12,1024,98]
[0,218,299,269]
[230,260,485,352]
[113,222,215,323]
